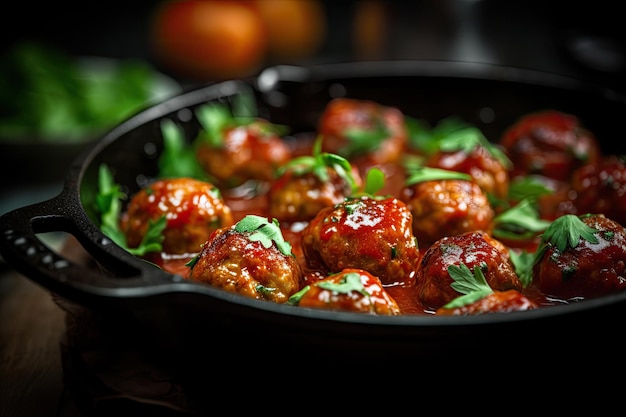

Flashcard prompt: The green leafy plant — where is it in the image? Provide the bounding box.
[95,164,166,256]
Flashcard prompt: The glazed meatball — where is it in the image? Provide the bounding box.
[267,142,362,223]
[499,110,601,182]
[415,231,522,312]
[435,289,538,316]
[120,177,234,255]
[196,118,292,188]
[570,155,626,226]
[317,97,408,167]
[290,268,401,315]
[425,143,510,201]
[401,178,494,249]
[301,195,419,286]
[188,215,302,303]
[533,213,626,300]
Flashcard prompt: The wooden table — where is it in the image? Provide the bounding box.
[0,267,80,417]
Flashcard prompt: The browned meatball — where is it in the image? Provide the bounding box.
[435,289,538,316]
[290,268,401,315]
[301,195,419,286]
[533,213,626,300]
[425,144,510,201]
[414,231,522,312]
[196,118,292,188]
[120,177,234,255]
[570,155,626,226]
[317,97,408,167]
[499,110,601,182]
[188,215,302,303]
[401,178,494,249]
[267,143,362,223]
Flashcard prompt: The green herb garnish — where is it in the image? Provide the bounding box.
[317,272,370,296]
[404,115,471,156]
[157,118,208,180]
[509,249,535,288]
[438,126,513,170]
[340,119,390,157]
[95,164,165,256]
[534,214,599,262]
[441,263,494,309]
[234,215,293,256]
[405,166,472,186]
[277,136,358,191]
[491,198,552,241]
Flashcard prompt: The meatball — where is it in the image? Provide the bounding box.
[317,97,408,167]
[533,213,626,300]
[435,289,538,316]
[425,143,510,201]
[414,231,522,312]
[290,268,401,315]
[301,195,419,286]
[196,118,292,188]
[570,155,626,226]
[267,142,362,223]
[188,215,302,303]
[401,178,494,249]
[499,110,601,182]
[120,177,234,255]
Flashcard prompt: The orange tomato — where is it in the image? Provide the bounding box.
[150,0,269,81]
[253,0,326,61]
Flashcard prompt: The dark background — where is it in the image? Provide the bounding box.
[3,0,626,90]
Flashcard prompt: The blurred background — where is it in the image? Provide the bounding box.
[1,0,625,215]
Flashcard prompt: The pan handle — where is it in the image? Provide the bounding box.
[0,190,184,306]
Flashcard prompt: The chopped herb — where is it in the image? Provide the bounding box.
[287,285,310,305]
[441,263,494,309]
[509,249,535,288]
[277,136,358,192]
[535,214,599,263]
[317,272,370,296]
[405,166,472,186]
[95,164,165,256]
[438,126,513,170]
[158,118,208,180]
[404,115,471,156]
[492,198,551,241]
[235,215,293,256]
[340,119,389,157]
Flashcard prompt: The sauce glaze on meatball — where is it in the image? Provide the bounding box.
[120,177,234,255]
[415,231,522,312]
[301,195,419,286]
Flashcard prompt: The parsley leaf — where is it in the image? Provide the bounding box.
[492,198,551,241]
[405,166,472,186]
[508,249,535,288]
[442,263,494,309]
[317,272,370,296]
[234,215,293,256]
[277,136,358,192]
[95,164,165,256]
[534,214,599,263]
[158,118,208,180]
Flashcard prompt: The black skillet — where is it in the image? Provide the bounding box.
[2,61,626,368]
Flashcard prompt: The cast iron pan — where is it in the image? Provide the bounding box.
[2,61,626,366]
